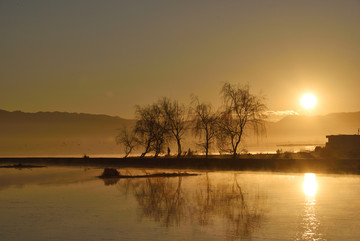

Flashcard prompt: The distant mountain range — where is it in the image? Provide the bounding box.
[0,109,135,156]
[0,109,359,156]
[266,111,360,144]
[0,109,134,138]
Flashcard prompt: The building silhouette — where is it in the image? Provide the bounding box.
[325,134,360,157]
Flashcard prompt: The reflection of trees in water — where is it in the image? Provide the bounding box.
[134,177,184,227]
[115,173,266,240]
[195,174,266,240]
[194,173,216,225]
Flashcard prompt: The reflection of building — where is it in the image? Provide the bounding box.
[325,135,360,156]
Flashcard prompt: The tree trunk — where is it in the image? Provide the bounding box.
[232,130,243,158]
[232,137,241,158]
[205,130,209,158]
[177,138,182,158]
[124,146,134,158]
[141,139,151,158]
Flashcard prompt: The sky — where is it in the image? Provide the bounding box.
[1,0,360,119]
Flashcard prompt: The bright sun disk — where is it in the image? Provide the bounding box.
[301,93,317,109]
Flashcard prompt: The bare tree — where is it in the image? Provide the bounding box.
[159,97,187,157]
[135,104,169,158]
[134,105,153,157]
[217,82,267,158]
[115,126,138,158]
[191,97,218,158]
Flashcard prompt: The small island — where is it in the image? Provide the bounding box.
[98,167,199,179]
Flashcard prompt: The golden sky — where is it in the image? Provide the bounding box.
[1,0,359,118]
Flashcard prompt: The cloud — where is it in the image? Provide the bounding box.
[266,110,299,122]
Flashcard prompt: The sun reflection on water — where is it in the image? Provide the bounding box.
[296,173,325,241]
[303,173,318,197]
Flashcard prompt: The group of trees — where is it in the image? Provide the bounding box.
[116,82,267,158]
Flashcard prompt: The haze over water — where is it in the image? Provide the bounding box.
[1,167,360,240]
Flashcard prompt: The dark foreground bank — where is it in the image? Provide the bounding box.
[1,156,360,174]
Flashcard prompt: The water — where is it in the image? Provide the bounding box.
[1,167,360,240]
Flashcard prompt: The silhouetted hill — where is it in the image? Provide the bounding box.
[0,109,135,156]
[0,110,134,137]
[266,111,360,144]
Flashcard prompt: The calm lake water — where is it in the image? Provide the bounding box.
[1,167,360,241]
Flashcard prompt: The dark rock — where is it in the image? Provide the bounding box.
[99,168,120,178]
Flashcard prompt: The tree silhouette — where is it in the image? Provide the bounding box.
[115,126,138,158]
[135,104,169,157]
[191,96,218,158]
[158,97,187,158]
[217,82,267,158]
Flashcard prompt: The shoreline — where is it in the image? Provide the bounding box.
[1,156,360,174]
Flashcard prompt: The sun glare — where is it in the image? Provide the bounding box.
[301,93,317,109]
[303,173,318,197]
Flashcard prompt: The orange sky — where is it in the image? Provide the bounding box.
[1,1,359,118]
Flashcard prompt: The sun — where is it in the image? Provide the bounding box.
[301,93,317,109]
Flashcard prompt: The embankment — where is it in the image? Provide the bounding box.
[1,156,360,174]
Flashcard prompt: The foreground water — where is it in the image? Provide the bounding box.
[0,167,360,240]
